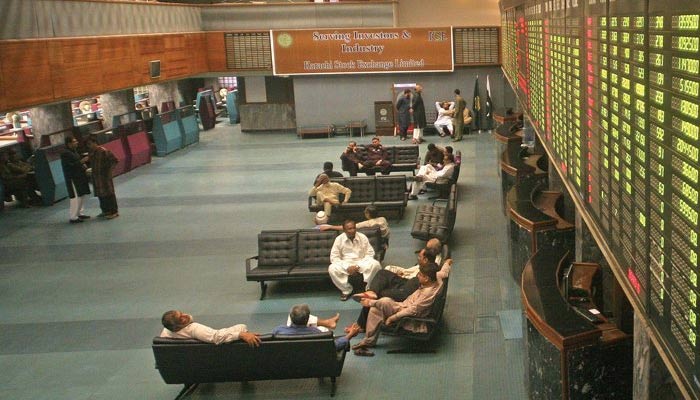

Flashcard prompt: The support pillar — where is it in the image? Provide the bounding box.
[28,102,73,147]
[101,89,134,129]
[147,81,185,113]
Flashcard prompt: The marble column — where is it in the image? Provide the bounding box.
[28,102,73,147]
[633,313,683,399]
[101,89,135,129]
[147,81,185,113]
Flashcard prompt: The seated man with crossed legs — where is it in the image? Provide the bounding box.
[352,261,442,356]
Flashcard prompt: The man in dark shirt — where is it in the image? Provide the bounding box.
[315,161,344,183]
[272,304,360,350]
[340,141,364,176]
[364,137,392,175]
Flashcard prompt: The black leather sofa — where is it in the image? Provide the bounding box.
[340,144,420,175]
[308,175,408,220]
[152,331,347,399]
[246,226,383,299]
[411,184,458,243]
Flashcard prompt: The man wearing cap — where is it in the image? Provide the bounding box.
[309,174,351,217]
[329,219,382,301]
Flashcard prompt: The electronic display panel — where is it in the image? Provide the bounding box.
[501,0,700,395]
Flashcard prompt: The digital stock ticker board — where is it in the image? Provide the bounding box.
[501,0,700,395]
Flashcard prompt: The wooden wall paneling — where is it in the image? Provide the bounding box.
[99,36,137,93]
[136,35,166,83]
[1,41,54,109]
[50,39,104,99]
[163,34,189,79]
[205,32,227,73]
[185,33,208,75]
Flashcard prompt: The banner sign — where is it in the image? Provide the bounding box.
[271,27,454,75]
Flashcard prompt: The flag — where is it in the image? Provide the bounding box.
[472,76,481,130]
[485,75,494,129]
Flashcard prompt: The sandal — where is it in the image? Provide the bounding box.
[354,348,375,357]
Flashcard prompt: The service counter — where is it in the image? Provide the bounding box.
[522,247,632,399]
[507,172,574,283]
[500,138,547,215]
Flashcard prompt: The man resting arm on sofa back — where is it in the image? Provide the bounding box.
[160,310,262,347]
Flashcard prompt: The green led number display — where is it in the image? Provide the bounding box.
[672,15,700,31]
[673,77,700,97]
[672,116,700,141]
[673,36,700,53]
[673,57,700,75]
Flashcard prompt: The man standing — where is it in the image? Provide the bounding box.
[309,174,351,217]
[329,220,382,301]
[85,137,119,219]
[340,141,364,176]
[396,89,412,141]
[452,89,467,142]
[364,137,392,175]
[160,310,261,346]
[411,84,426,144]
[60,136,91,223]
[352,261,442,356]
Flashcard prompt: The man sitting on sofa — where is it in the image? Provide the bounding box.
[273,304,360,350]
[340,141,365,176]
[356,238,447,302]
[329,219,382,301]
[160,310,262,346]
[345,239,451,334]
[408,153,456,200]
[352,261,442,357]
[309,173,352,217]
[314,161,344,183]
[363,136,392,175]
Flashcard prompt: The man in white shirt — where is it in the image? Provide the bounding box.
[159,310,261,346]
[329,220,382,301]
[409,153,456,199]
[434,101,455,137]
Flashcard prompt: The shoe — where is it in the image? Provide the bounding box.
[69,219,83,224]
[439,133,446,137]
[105,213,119,220]
[354,348,375,357]
[452,138,462,142]
[340,293,351,301]
[418,189,427,195]
[97,213,106,218]
[408,195,418,200]
[78,215,91,220]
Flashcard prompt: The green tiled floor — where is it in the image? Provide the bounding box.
[0,122,526,399]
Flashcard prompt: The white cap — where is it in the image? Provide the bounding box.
[314,211,328,225]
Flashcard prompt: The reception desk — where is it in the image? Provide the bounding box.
[522,247,632,399]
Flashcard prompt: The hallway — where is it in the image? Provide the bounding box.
[0,123,526,399]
